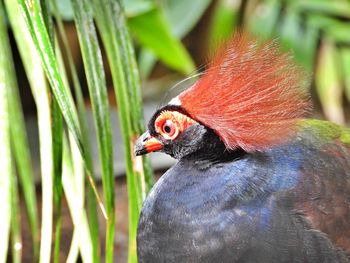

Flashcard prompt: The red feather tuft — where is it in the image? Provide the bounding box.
[178,33,311,152]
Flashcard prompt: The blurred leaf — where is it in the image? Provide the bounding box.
[291,0,350,19]
[10,176,22,263]
[315,39,345,124]
[139,0,210,78]
[246,0,281,38]
[122,0,155,16]
[139,48,157,79]
[279,7,301,50]
[208,0,240,48]
[0,3,14,262]
[341,48,350,103]
[66,231,79,263]
[307,15,350,43]
[278,6,317,70]
[163,0,211,37]
[56,0,74,20]
[128,6,195,74]
[297,20,318,71]
[55,0,155,19]
[4,0,40,259]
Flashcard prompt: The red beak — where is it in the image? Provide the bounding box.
[134,131,163,156]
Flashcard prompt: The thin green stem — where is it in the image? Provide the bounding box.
[0,2,15,262]
[51,0,100,259]
[4,1,40,259]
[71,0,115,261]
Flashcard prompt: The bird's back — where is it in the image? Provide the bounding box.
[137,120,350,262]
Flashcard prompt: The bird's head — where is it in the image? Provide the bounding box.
[135,104,228,160]
[135,33,310,160]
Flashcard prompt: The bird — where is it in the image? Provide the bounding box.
[134,33,350,263]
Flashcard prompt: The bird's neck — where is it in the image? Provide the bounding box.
[182,132,247,169]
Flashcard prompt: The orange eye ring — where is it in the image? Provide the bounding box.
[161,120,179,140]
[154,110,196,140]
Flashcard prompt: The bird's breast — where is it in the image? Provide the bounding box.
[137,158,283,262]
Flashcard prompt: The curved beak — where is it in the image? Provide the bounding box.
[134,130,163,156]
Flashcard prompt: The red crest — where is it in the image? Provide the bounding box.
[178,33,310,152]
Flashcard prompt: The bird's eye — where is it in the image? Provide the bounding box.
[161,120,179,140]
[154,110,196,140]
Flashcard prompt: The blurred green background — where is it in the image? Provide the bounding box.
[1,0,349,262]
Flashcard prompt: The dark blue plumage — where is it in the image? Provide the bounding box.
[136,120,350,262]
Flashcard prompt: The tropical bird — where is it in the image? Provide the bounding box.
[134,33,350,263]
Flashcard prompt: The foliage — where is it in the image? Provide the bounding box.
[209,0,350,124]
[0,0,209,261]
